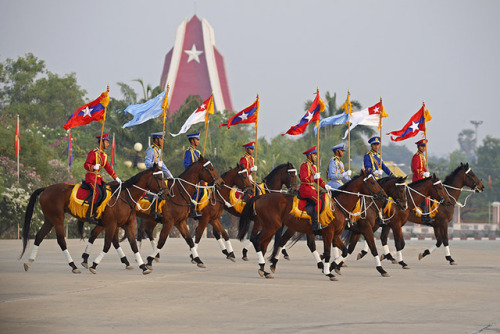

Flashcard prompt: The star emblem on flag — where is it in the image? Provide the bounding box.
[410,121,419,132]
[82,107,93,117]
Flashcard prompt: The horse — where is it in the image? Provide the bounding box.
[351,174,451,271]
[143,156,223,270]
[21,165,167,274]
[137,162,298,264]
[413,163,484,264]
[136,163,253,267]
[271,176,408,277]
[238,169,387,281]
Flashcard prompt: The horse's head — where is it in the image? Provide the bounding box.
[149,163,169,200]
[360,169,388,203]
[460,163,484,192]
[430,174,452,206]
[235,163,254,196]
[379,176,408,210]
[285,162,298,194]
[197,156,223,187]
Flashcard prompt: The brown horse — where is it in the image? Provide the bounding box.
[272,176,408,277]
[143,156,223,270]
[136,163,253,267]
[411,163,483,264]
[21,165,167,274]
[349,174,451,270]
[138,162,298,264]
[238,170,387,281]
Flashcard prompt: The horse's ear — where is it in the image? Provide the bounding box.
[403,176,408,181]
[465,162,469,168]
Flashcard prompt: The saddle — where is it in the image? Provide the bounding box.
[68,183,112,220]
[229,188,247,214]
[412,201,438,218]
[137,188,211,215]
[290,193,335,227]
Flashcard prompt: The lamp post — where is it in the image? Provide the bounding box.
[470,120,483,163]
[124,143,146,170]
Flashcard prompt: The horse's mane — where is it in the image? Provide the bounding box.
[178,155,207,179]
[378,176,406,186]
[332,174,362,198]
[221,164,240,179]
[408,176,432,187]
[444,163,467,185]
[263,163,291,182]
[107,167,153,192]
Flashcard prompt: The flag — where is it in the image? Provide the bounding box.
[282,91,325,136]
[219,97,258,129]
[387,105,432,142]
[171,95,214,136]
[342,101,389,139]
[15,116,20,157]
[68,131,73,167]
[204,95,215,128]
[313,113,349,136]
[63,89,110,130]
[122,90,168,128]
[489,175,492,189]
[111,133,116,166]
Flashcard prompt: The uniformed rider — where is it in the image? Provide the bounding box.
[184,132,202,218]
[239,142,257,183]
[327,143,351,189]
[363,136,394,179]
[411,139,432,224]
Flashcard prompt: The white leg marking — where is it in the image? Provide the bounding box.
[257,251,265,265]
[134,252,144,266]
[374,256,382,267]
[383,244,390,254]
[116,247,125,258]
[63,249,74,263]
[396,251,403,262]
[225,240,234,253]
[94,251,107,265]
[217,238,226,251]
[274,247,282,260]
[444,246,451,256]
[29,245,39,261]
[312,250,321,263]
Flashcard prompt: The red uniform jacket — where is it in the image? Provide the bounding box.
[239,153,255,175]
[411,151,428,182]
[298,160,326,201]
[84,148,117,186]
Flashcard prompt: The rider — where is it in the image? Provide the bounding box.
[184,132,202,218]
[144,132,174,221]
[363,136,394,179]
[83,133,122,222]
[327,143,353,228]
[411,139,432,224]
[299,146,332,233]
[240,142,257,183]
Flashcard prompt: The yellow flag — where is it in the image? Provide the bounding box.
[161,85,170,118]
[204,95,214,127]
[424,107,432,122]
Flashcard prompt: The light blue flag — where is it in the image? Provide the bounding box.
[122,90,167,128]
[314,113,350,136]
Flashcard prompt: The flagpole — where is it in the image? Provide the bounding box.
[160,84,170,159]
[315,89,321,221]
[379,97,383,160]
[202,94,213,157]
[16,114,20,184]
[423,100,429,171]
[68,129,72,168]
[90,85,109,218]
[254,94,260,194]
[347,90,351,171]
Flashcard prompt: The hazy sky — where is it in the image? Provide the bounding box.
[1,0,499,156]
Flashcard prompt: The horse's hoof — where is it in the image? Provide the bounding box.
[450,261,457,265]
[197,263,206,268]
[242,256,249,261]
[264,272,274,279]
[227,252,236,262]
[24,263,30,272]
[391,259,398,264]
[341,263,348,267]
[357,253,362,260]
[403,265,410,269]
[126,265,134,270]
[81,262,89,269]
[142,269,152,275]
[376,266,389,277]
[258,269,265,277]
[89,268,97,274]
[282,249,290,261]
[229,257,236,263]
[154,257,160,263]
[418,253,424,260]
[327,273,338,281]
[380,254,385,261]
[72,268,81,274]
[270,265,276,273]
[382,272,390,277]
[146,265,153,271]
[335,268,342,275]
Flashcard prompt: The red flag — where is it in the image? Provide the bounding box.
[14,116,20,157]
[63,89,110,130]
[111,133,116,166]
[219,98,258,129]
[489,175,492,189]
[282,91,325,136]
[387,105,432,141]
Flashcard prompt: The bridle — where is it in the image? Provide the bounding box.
[463,167,482,192]
[285,166,298,193]
[392,181,408,210]
[237,168,254,195]
[363,174,388,203]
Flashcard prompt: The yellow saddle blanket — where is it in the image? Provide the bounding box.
[290,194,335,228]
[230,188,248,214]
[68,184,112,220]
[136,188,211,215]
[412,201,439,218]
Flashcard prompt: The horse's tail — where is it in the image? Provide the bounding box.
[289,232,304,249]
[341,229,353,249]
[76,221,86,240]
[20,187,45,259]
[237,196,259,241]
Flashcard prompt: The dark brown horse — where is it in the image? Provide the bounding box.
[138,162,298,264]
[272,176,408,277]
[350,174,451,270]
[238,170,387,281]
[21,165,167,274]
[143,156,223,270]
[411,163,483,264]
[136,163,253,267]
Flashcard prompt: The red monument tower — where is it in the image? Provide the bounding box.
[160,15,233,116]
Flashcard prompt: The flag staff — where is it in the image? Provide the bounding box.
[379,97,383,160]
[346,90,352,171]
[202,93,214,157]
[16,114,20,184]
[423,100,429,171]
[253,94,260,194]
[315,88,321,223]
[160,84,170,159]
[90,85,109,218]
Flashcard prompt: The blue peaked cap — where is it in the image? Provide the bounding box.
[331,143,345,152]
[368,136,380,145]
[151,132,164,139]
[187,132,200,140]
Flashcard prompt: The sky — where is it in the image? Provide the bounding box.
[1,0,499,156]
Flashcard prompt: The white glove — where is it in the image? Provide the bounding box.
[314,173,321,180]
[115,177,122,184]
[375,170,383,176]
[93,163,100,170]
[250,166,258,172]
[324,184,332,192]
[157,160,163,167]
[248,174,254,182]
[423,172,430,178]
[346,170,352,177]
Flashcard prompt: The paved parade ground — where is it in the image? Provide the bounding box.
[1,237,499,333]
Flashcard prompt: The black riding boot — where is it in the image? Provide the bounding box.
[311,212,321,235]
[188,203,201,219]
[421,203,431,225]
[85,202,99,224]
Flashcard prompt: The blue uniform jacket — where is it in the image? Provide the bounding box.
[327,156,349,189]
[363,150,394,178]
[144,144,172,177]
[184,146,201,169]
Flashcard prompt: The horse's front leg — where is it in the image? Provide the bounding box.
[146,213,176,270]
[439,222,456,265]
[270,227,294,273]
[322,229,337,281]
[124,220,151,274]
[111,228,133,270]
[89,221,117,274]
[419,221,443,261]
[178,220,206,268]
[24,220,53,272]
[391,223,410,269]
[211,218,235,262]
[379,224,397,263]
[81,225,103,269]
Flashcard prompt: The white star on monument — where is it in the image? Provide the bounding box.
[184,44,203,63]
[409,121,420,132]
[304,112,313,122]
[82,106,93,117]
[239,112,248,121]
